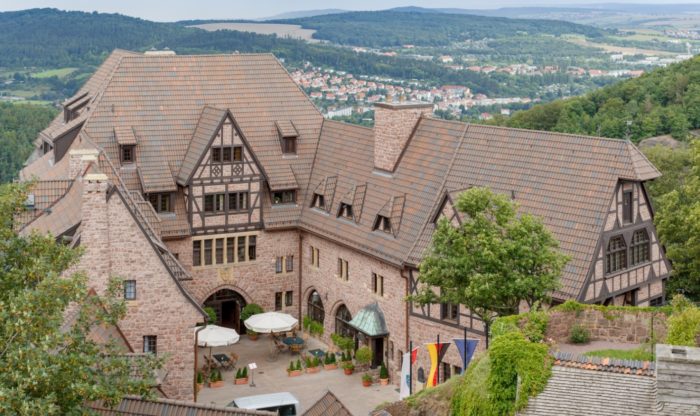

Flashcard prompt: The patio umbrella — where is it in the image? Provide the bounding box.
[197,325,240,373]
[244,312,298,333]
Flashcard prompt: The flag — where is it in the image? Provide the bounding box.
[399,347,418,399]
[425,342,450,387]
[453,338,479,372]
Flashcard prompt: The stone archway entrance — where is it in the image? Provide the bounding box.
[203,289,247,333]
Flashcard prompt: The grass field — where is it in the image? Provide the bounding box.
[563,35,676,56]
[190,23,318,42]
[32,67,77,79]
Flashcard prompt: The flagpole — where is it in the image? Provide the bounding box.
[436,334,440,385]
[409,340,413,395]
[463,327,467,374]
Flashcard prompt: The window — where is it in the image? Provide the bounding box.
[339,203,353,220]
[193,235,257,267]
[606,236,627,274]
[650,296,664,307]
[275,292,283,311]
[285,291,293,306]
[282,137,297,154]
[441,362,452,382]
[204,194,225,213]
[272,190,296,205]
[143,335,157,354]
[335,305,355,338]
[374,215,392,233]
[622,190,633,223]
[440,303,459,321]
[630,229,650,266]
[228,192,249,212]
[372,273,384,296]
[211,147,221,163]
[338,258,349,280]
[212,146,242,163]
[121,145,135,164]
[312,193,325,209]
[286,255,294,272]
[233,146,242,161]
[276,256,294,273]
[276,257,283,273]
[193,240,201,266]
[222,146,232,162]
[148,193,171,213]
[310,246,320,267]
[124,280,136,300]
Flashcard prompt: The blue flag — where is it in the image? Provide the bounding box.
[453,338,479,372]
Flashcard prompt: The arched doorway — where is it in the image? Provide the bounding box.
[335,304,356,339]
[203,289,247,333]
[307,290,325,324]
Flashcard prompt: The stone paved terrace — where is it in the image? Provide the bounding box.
[197,335,398,415]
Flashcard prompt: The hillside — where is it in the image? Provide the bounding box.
[281,10,606,47]
[494,56,700,143]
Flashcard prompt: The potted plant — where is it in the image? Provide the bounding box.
[241,303,264,340]
[234,366,249,385]
[340,350,352,366]
[323,352,337,370]
[342,361,355,375]
[379,362,390,386]
[287,360,302,377]
[355,346,373,370]
[208,368,224,388]
[362,372,373,387]
[196,371,204,392]
[305,356,321,374]
[331,333,354,353]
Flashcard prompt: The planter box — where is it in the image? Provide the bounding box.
[306,367,320,374]
[324,363,338,371]
[209,380,224,388]
[234,377,249,385]
[380,378,390,386]
[343,368,354,375]
[287,370,303,377]
[196,383,203,392]
[248,333,259,341]
[362,380,372,387]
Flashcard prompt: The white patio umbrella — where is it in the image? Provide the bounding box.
[244,312,298,333]
[196,325,240,372]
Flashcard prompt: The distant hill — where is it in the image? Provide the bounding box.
[260,9,347,21]
[492,56,700,143]
[281,10,606,47]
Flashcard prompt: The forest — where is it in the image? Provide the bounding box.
[281,10,606,47]
[492,56,700,142]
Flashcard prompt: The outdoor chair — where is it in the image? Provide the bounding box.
[226,352,239,366]
[203,355,221,370]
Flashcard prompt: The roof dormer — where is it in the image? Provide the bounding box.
[276,120,299,155]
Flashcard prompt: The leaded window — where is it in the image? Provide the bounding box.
[630,229,650,266]
[606,236,627,274]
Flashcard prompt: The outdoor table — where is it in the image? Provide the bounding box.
[308,349,325,359]
[283,336,304,353]
[213,353,234,370]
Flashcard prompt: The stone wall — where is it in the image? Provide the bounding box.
[546,307,668,345]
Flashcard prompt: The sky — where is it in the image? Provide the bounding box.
[1,0,698,21]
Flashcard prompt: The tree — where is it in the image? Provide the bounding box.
[641,144,692,204]
[0,183,161,415]
[410,187,569,347]
[656,140,700,300]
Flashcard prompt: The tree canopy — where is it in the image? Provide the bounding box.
[0,183,160,415]
[410,187,569,345]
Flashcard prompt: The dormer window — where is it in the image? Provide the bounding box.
[121,145,135,164]
[339,203,353,220]
[148,193,172,213]
[374,215,392,233]
[312,193,325,209]
[283,137,297,154]
[272,190,296,205]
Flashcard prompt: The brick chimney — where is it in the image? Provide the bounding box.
[79,173,112,294]
[68,148,99,179]
[373,102,433,172]
[655,344,700,413]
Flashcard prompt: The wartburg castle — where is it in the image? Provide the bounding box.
[18,49,671,400]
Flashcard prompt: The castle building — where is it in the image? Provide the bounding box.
[19,50,671,400]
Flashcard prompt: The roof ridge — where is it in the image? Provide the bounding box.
[552,351,655,376]
[469,122,633,145]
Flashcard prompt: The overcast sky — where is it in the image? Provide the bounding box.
[1,0,696,21]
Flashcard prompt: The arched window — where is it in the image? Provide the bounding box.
[307,291,325,324]
[606,236,627,274]
[630,229,650,266]
[335,304,356,339]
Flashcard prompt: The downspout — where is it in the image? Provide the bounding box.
[298,232,303,321]
[403,267,410,351]
[193,323,205,402]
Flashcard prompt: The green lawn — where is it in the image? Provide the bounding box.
[584,347,654,362]
[32,67,77,79]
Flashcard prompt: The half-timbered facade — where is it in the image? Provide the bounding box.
[19,50,671,400]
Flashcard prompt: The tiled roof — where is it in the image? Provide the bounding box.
[276,120,299,138]
[20,180,82,238]
[114,126,137,146]
[517,366,656,416]
[552,351,655,376]
[303,391,352,416]
[178,106,228,185]
[87,396,274,415]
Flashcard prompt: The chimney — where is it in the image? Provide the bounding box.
[68,148,99,179]
[80,173,112,294]
[373,102,433,173]
[655,344,700,412]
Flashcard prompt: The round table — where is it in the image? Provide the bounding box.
[283,337,304,353]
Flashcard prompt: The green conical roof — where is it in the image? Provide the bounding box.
[349,302,389,337]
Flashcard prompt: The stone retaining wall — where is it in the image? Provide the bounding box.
[546,308,668,344]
